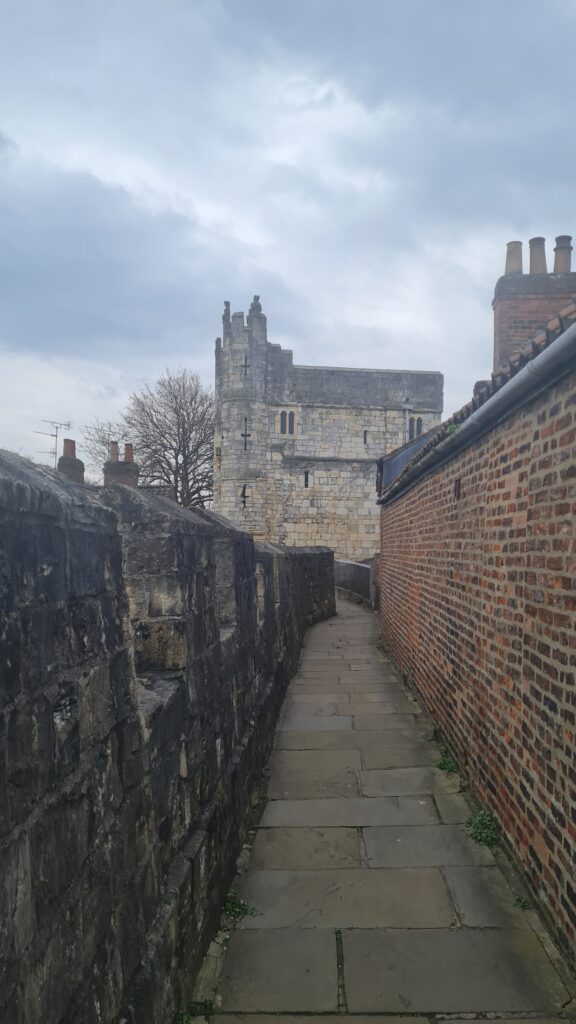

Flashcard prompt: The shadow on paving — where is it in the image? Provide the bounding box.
[193,600,575,1021]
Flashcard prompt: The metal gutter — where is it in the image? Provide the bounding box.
[378,318,576,506]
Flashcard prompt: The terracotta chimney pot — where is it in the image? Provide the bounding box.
[554,235,573,274]
[505,241,523,275]
[529,237,547,274]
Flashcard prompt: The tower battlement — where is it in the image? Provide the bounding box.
[214,296,443,558]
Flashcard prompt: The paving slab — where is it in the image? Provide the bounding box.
[285,698,416,715]
[362,825,495,867]
[219,929,338,1011]
[362,739,438,768]
[443,865,531,927]
[276,730,426,752]
[352,713,418,731]
[291,681,400,694]
[280,714,353,731]
[267,767,359,800]
[347,699,417,714]
[359,767,438,796]
[213,1016,426,1024]
[342,928,569,1012]
[435,790,471,823]
[250,827,361,870]
[288,695,346,706]
[271,749,361,772]
[343,691,409,702]
[261,796,438,827]
[238,868,455,929]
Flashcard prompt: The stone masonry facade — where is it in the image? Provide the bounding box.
[0,450,335,1024]
[378,299,576,956]
[214,297,443,561]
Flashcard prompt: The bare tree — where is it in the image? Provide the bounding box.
[82,369,215,507]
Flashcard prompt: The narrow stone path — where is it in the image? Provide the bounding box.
[213,601,572,1020]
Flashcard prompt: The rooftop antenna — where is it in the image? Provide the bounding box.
[34,419,71,468]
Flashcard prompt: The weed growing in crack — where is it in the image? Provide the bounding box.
[178,1002,215,1023]
[512,895,530,910]
[223,890,256,920]
[466,809,500,846]
[436,746,458,774]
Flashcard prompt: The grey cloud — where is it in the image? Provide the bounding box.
[0,0,574,453]
[0,138,303,359]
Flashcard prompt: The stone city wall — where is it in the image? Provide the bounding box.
[378,369,576,956]
[0,451,335,1024]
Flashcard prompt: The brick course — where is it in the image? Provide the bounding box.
[379,369,576,955]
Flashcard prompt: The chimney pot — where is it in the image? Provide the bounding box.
[554,235,573,274]
[505,241,523,275]
[124,443,134,463]
[63,438,76,458]
[529,236,547,274]
[109,440,119,462]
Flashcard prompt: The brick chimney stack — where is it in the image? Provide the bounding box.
[493,233,576,372]
[57,438,85,485]
[103,442,140,488]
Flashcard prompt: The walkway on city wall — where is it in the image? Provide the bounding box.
[209,601,572,1018]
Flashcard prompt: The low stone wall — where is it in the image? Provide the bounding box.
[335,559,372,605]
[378,369,576,957]
[0,452,335,1024]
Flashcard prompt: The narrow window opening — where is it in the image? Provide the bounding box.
[409,417,415,440]
[241,484,248,507]
[454,478,462,500]
[363,429,368,445]
[241,417,251,450]
[288,411,295,435]
[280,411,287,434]
[416,416,423,436]
[304,470,309,488]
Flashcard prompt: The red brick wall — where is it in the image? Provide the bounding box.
[379,369,576,953]
[494,294,576,371]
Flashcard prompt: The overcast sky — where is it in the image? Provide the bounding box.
[1,0,575,462]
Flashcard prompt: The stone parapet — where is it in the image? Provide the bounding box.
[0,451,335,1024]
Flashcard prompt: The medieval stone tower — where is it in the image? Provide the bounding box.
[214,296,443,560]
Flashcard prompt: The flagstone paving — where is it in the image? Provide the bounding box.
[200,601,574,1021]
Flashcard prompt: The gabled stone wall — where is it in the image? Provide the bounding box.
[0,452,335,1024]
